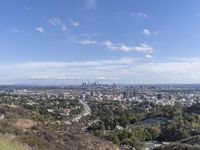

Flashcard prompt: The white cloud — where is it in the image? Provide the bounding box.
[15,57,134,69]
[142,29,151,36]
[145,54,152,59]
[78,39,97,45]
[70,19,80,27]
[49,18,68,32]
[102,41,116,49]
[102,40,154,53]
[0,57,133,83]
[85,0,97,9]
[131,12,149,19]
[35,27,45,33]
[142,29,159,36]
[49,18,62,26]
[2,58,200,84]
[67,36,98,45]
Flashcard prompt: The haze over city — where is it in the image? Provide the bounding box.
[1,0,200,84]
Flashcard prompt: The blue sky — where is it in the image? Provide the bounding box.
[1,0,200,84]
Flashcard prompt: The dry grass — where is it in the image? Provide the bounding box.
[14,119,37,129]
[17,135,47,150]
[0,134,29,150]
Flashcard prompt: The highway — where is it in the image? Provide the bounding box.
[72,99,91,122]
[79,99,91,116]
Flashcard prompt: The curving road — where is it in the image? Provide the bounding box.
[72,99,91,122]
[79,99,91,116]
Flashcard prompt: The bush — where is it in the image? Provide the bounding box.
[15,128,23,136]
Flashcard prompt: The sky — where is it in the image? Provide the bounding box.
[1,0,200,85]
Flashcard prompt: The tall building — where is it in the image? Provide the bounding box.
[123,91,127,99]
[133,90,137,97]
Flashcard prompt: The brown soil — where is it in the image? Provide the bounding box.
[14,119,37,129]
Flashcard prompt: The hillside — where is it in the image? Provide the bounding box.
[0,104,118,150]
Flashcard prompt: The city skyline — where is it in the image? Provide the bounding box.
[1,0,200,84]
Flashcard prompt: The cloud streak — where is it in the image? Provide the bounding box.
[142,29,151,36]
[1,58,200,84]
[70,19,80,27]
[131,12,149,19]
[35,27,45,33]
[49,18,68,32]
[14,57,134,69]
[102,41,154,53]
[145,54,152,59]
[78,39,97,45]
[142,28,159,36]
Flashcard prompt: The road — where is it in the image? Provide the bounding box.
[72,99,91,122]
[79,99,91,116]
